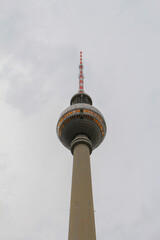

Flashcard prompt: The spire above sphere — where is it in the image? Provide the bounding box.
[70,51,92,105]
[79,51,84,93]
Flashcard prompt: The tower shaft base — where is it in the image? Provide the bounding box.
[68,135,96,240]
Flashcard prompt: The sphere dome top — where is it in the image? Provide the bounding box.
[70,92,92,106]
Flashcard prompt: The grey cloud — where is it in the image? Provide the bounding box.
[1,44,77,114]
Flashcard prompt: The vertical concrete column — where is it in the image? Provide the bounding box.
[68,135,96,240]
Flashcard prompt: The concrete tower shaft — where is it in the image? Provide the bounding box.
[68,135,96,240]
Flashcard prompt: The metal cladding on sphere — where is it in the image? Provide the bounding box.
[56,52,106,152]
[56,96,106,151]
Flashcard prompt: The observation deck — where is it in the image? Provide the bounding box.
[56,93,106,151]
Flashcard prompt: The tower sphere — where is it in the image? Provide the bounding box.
[56,93,106,151]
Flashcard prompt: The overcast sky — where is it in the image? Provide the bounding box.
[0,0,160,239]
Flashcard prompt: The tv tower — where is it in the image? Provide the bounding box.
[56,52,106,240]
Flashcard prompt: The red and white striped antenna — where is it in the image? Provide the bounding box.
[79,51,84,93]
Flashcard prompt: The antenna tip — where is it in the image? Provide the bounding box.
[80,51,82,65]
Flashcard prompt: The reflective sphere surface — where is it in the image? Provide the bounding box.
[57,103,106,150]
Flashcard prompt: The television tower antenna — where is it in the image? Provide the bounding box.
[57,52,107,240]
[79,51,84,93]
